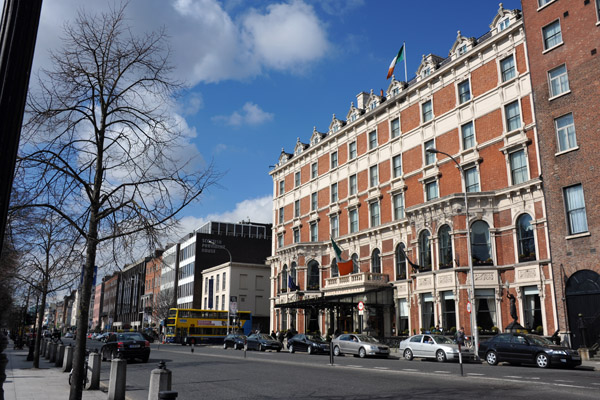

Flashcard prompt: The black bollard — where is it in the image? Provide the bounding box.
[26,340,34,361]
[159,390,178,399]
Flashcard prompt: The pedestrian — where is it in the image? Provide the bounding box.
[277,330,284,343]
[271,330,277,340]
[455,326,465,348]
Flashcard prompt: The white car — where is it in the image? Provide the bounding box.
[331,334,390,358]
[400,334,470,362]
[64,332,74,338]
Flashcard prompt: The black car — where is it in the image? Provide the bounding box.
[287,334,330,354]
[100,332,151,362]
[223,333,247,350]
[246,333,282,352]
[478,333,581,369]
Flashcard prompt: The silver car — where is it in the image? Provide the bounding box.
[331,334,390,358]
[400,334,469,362]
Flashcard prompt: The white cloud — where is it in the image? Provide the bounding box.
[179,92,204,116]
[212,102,274,127]
[174,195,273,237]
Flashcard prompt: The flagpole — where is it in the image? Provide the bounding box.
[403,41,407,83]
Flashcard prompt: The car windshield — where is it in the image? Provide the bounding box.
[527,335,554,346]
[258,334,273,340]
[306,335,325,342]
[356,335,379,343]
[432,335,454,344]
[117,333,144,341]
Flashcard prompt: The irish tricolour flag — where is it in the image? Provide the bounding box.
[387,44,405,79]
[331,237,354,276]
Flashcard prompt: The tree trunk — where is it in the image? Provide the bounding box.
[32,286,47,368]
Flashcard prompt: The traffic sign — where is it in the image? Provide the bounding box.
[358,301,364,311]
[466,301,471,314]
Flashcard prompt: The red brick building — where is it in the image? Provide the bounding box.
[269,5,557,340]
[521,0,600,348]
[142,251,163,330]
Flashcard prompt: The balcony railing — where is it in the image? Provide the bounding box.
[323,272,390,295]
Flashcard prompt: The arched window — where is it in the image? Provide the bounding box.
[471,221,492,265]
[395,243,407,280]
[331,259,339,277]
[307,260,320,290]
[351,253,359,274]
[290,262,297,287]
[438,225,453,269]
[419,230,432,271]
[281,265,288,292]
[371,249,381,273]
[517,214,536,262]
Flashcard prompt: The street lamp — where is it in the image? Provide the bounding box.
[426,147,479,357]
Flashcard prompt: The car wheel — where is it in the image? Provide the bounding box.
[333,346,341,357]
[276,347,281,352]
[403,348,413,361]
[288,344,294,353]
[358,347,366,358]
[307,346,313,355]
[223,342,228,349]
[486,351,498,366]
[436,350,447,362]
[259,344,264,352]
[536,353,550,368]
[142,355,149,363]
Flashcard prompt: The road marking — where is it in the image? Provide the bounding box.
[504,376,523,379]
[346,365,363,368]
[467,373,485,376]
[374,367,389,370]
[530,377,540,380]
[555,384,587,389]
[402,368,419,372]
[555,379,573,383]
[591,383,600,386]
[434,371,451,374]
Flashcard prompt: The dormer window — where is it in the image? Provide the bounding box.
[498,17,510,32]
[422,67,431,78]
[350,114,357,122]
[457,44,467,55]
[369,101,377,111]
[332,125,339,133]
[311,136,319,146]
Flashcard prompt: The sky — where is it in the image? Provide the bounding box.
[31,0,523,242]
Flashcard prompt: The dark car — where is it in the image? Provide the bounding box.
[223,333,247,350]
[287,334,330,354]
[246,333,282,352]
[478,333,581,369]
[100,332,151,363]
[141,332,156,343]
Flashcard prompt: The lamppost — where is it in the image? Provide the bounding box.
[426,147,479,357]
[207,240,233,333]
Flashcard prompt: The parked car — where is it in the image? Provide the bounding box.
[223,333,247,350]
[100,332,151,362]
[287,334,330,354]
[246,333,282,352]
[96,332,109,342]
[140,332,156,343]
[64,332,74,339]
[479,333,581,369]
[331,334,390,358]
[400,334,469,362]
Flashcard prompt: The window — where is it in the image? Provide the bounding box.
[542,20,562,50]
[422,100,433,122]
[369,131,377,150]
[441,291,456,331]
[222,272,226,290]
[555,113,577,152]
[426,180,438,201]
[294,200,300,218]
[330,215,339,239]
[398,298,409,333]
[461,121,475,150]
[475,289,496,330]
[331,183,338,203]
[418,230,432,271]
[421,293,434,331]
[331,259,338,278]
[564,184,588,235]
[498,17,510,32]
[294,171,301,187]
[465,167,480,192]
[395,244,407,280]
[392,155,402,178]
[349,141,357,159]
[523,286,542,331]
[277,234,283,248]
[538,0,552,7]
[311,192,317,211]
[458,80,471,103]
[517,214,536,262]
[369,165,378,187]
[278,207,284,224]
[351,253,359,274]
[438,225,453,269]
[424,140,435,165]
[393,193,404,220]
[369,101,377,110]
[307,260,320,290]
[510,149,528,185]
[471,221,492,265]
[293,228,300,243]
[311,162,318,179]
[331,151,338,169]
[349,174,357,195]
[391,118,400,138]
[370,201,380,227]
[279,180,284,196]
[500,55,516,82]
[548,64,569,98]
[349,209,358,233]
[457,44,467,56]
[371,249,381,273]
[505,101,521,132]
[597,0,600,22]
[310,222,318,242]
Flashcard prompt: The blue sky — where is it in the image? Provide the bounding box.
[33,0,522,238]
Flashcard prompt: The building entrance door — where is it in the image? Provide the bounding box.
[565,269,600,349]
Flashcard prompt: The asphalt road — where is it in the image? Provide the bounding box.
[67,339,600,400]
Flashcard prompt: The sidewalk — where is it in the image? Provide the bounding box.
[3,346,107,400]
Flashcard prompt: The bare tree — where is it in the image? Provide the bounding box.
[154,287,175,326]
[15,4,219,398]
